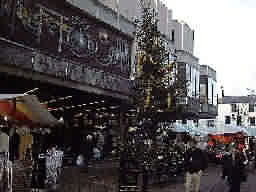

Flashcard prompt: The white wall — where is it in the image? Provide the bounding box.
[168,20,194,54]
[98,0,117,10]
[182,23,194,54]
[217,103,256,128]
[157,1,169,36]
[118,0,140,21]
[168,20,182,50]
[99,0,169,36]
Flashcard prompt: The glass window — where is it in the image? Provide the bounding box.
[186,64,191,81]
[196,70,200,98]
[200,84,207,104]
[186,64,192,97]
[213,80,217,105]
[191,67,195,97]
[237,115,242,126]
[225,116,231,124]
[249,117,255,126]
[249,104,254,112]
[171,30,175,42]
[208,120,214,127]
[208,78,212,104]
[231,104,237,112]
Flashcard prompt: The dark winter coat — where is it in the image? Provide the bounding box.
[184,147,208,173]
[222,152,246,184]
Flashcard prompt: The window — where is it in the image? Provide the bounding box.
[193,119,198,127]
[237,115,242,126]
[212,84,214,105]
[231,104,237,112]
[249,104,254,112]
[249,117,255,126]
[225,116,231,124]
[171,30,175,42]
[200,84,207,104]
[208,78,212,104]
[207,120,214,127]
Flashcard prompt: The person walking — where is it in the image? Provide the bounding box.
[222,145,247,192]
[184,139,208,192]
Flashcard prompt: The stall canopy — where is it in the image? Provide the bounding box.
[190,125,248,136]
[244,127,256,137]
[0,94,59,126]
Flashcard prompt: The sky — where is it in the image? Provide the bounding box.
[166,0,256,96]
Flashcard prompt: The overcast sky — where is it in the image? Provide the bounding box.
[166,0,256,96]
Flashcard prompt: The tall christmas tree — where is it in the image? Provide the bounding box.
[119,0,188,191]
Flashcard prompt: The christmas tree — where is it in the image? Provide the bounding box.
[119,0,188,190]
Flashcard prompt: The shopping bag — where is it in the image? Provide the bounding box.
[210,177,230,192]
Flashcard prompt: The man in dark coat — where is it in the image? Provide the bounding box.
[184,140,208,192]
[222,145,247,192]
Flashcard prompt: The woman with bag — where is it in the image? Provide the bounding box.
[222,145,247,192]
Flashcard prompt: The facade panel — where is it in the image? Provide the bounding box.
[0,0,133,97]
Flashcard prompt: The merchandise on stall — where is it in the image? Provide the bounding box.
[19,127,33,160]
[45,147,64,186]
[31,154,46,189]
[0,152,12,192]
[0,129,9,153]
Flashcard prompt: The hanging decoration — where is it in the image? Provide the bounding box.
[45,148,64,186]
[167,92,171,110]
[12,1,132,77]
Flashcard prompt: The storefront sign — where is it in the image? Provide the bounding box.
[0,40,131,95]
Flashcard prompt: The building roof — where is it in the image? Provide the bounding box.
[220,96,256,104]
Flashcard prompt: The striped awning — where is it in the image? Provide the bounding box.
[0,94,58,126]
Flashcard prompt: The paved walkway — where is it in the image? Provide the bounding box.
[56,161,256,192]
[149,163,256,192]
[148,165,220,192]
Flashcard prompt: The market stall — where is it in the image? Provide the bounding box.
[0,94,62,192]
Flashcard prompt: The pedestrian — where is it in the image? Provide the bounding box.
[221,145,247,192]
[184,139,208,192]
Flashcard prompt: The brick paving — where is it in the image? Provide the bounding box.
[56,161,256,192]
[149,163,256,192]
[148,164,220,192]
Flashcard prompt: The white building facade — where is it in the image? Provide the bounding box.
[217,96,256,128]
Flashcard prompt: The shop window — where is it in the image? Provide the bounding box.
[231,104,237,112]
[249,104,254,112]
[249,117,255,126]
[237,115,242,126]
[225,116,231,124]
[182,119,187,124]
[207,120,214,127]
[193,119,198,127]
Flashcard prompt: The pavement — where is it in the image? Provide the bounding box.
[148,164,221,192]
[149,162,256,192]
[56,161,256,192]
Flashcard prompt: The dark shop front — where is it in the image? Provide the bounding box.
[0,0,134,191]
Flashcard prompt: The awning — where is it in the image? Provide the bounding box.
[0,94,58,126]
[244,127,256,137]
[0,94,25,100]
